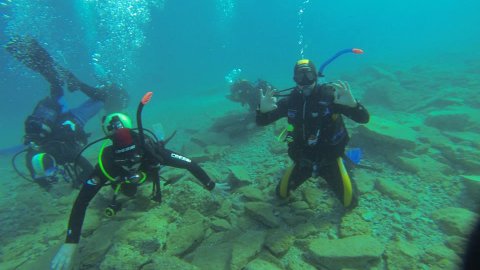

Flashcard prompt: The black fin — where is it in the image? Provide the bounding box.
[5,35,62,86]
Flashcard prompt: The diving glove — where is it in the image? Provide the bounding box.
[332,80,357,108]
[259,87,277,113]
[51,243,77,270]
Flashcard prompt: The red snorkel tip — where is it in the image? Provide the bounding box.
[352,48,364,54]
[141,92,153,105]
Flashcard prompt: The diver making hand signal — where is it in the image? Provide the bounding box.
[51,92,230,270]
[332,80,358,107]
[256,58,369,209]
[259,87,278,113]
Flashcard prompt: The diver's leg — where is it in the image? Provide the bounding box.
[319,158,358,209]
[69,99,104,127]
[67,78,128,113]
[5,36,64,97]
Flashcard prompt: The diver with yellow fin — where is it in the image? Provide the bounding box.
[256,49,369,209]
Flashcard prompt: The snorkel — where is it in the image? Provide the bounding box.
[137,91,153,149]
[274,48,364,97]
[318,48,364,78]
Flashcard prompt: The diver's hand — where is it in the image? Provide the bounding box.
[332,80,357,107]
[51,243,77,270]
[212,182,231,197]
[259,87,277,113]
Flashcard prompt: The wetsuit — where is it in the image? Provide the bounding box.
[65,133,215,244]
[256,83,369,208]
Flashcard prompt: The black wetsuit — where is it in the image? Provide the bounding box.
[256,83,369,208]
[65,133,215,244]
[24,95,94,188]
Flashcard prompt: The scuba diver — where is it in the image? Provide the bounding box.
[51,92,230,270]
[256,56,369,209]
[227,79,276,112]
[6,35,129,189]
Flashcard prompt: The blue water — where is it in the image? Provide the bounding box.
[0,0,479,146]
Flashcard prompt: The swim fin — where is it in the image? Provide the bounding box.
[345,148,362,165]
[5,35,63,87]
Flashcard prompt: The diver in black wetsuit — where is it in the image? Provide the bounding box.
[51,111,230,270]
[6,36,129,189]
[256,59,370,209]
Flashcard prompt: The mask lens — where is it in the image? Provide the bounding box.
[294,70,316,86]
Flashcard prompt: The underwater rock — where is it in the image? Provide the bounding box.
[243,258,284,270]
[264,229,295,257]
[244,202,281,228]
[293,222,319,239]
[181,140,205,156]
[182,209,206,225]
[302,187,326,208]
[340,212,373,238]
[204,145,228,159]
[375,178,416,205]
[166,181,216,215]
[99,243,149,269]
[354,169,376,194]
[421,243,460,270]
[165,221,207,256]
[364,66,398,81]
[231,230,267,270]
[393,155,421,174]
[214,199,233,219]
[143,254,200,270]
[79,220,122,268]
[279,209,312,226]
[424,110,474,132]
[190,242,231,269]
[228,165,253,187]
[195,130,232,146]
[431,207,478,237]
[287,257,317,270]
[362,79,402,108]
[356,115,417,150]
[237,186,265,202]
[161,168,186,185]
[305,235,384,270]
[210,217,231,231]
[384,239,422,270]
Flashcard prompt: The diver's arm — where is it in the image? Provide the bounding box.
[158,148,215,190]
[256,98,288,126]
[65,169,106,244]
[334,102,370,124]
